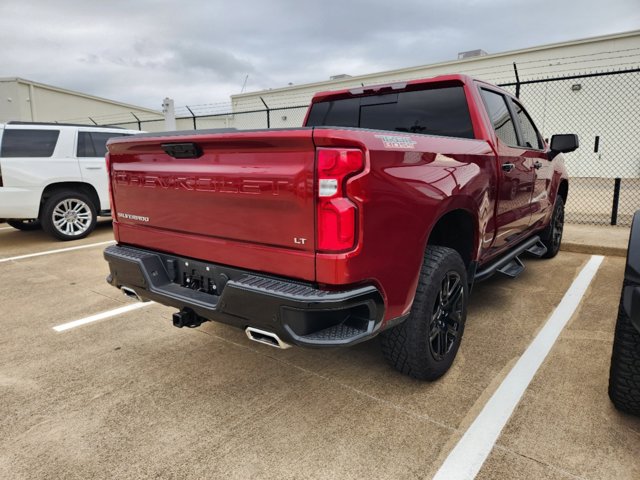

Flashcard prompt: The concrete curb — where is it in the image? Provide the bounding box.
[560,242,627,257]
[560,224,630,258]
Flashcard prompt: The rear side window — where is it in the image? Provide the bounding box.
[480,89,518,147]
[0,129,60,157]
[77,132,129,157]
[306,86,474,139]
[511,100,543,149]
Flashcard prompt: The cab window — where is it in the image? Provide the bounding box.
[306,86,474,139]
[479,89,518,147]
[511,100,543,149]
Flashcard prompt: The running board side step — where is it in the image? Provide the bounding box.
[525,239,548,258]
[496,256,525,278]
[475,236,544,282]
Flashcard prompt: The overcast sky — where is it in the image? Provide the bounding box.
[1,0,638,111]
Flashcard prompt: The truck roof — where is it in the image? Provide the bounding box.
[310,73,513,104]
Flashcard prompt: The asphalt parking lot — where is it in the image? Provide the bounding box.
[1,221,638,480]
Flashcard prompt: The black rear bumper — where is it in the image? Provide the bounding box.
[103,244,385,347]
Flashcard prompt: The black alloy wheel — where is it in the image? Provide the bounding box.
[541,196,565,258]
[429,271,464,361]
[380,245,468,380]
[551,201,564,251]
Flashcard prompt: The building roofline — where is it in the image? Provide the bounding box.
[231,29,640,99]
[0,77,161,115]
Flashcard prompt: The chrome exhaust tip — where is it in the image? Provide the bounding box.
[121,286,143,302]
[245,327,291,349]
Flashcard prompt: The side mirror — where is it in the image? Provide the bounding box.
[550,134,579,154]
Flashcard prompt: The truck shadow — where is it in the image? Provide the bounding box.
[193,253,579,432]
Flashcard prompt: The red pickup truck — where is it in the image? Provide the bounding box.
[104,74,577,380]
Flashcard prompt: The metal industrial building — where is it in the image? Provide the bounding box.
[0,78,161,126]
[230,29,640,122]
[215,30,640,187]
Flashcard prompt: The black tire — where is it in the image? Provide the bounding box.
[540,196,565,258]
[608,282,640,416]
[41,190,97,241]
[7,219,41,231]
[380,245,468,380]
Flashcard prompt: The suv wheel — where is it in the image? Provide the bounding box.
[7,219,41,231]
[540,196,564,258]
[41,190,97,241]
[380,245,468,380]
[608,282,640,415]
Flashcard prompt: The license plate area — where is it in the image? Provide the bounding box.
[168,257,232,297]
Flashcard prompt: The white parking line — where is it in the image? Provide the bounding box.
[0,240,115,263]
[0,226,14,231]
[433,254,604,480]
[53,301,154,332]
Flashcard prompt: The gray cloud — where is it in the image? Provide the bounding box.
[0,0,638,110]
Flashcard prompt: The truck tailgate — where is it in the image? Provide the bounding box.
[107,129,316,281]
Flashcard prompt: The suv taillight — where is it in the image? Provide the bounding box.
[317,148,364,252]
[105,153,114,211]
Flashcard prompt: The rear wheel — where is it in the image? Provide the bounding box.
[380,245,468,380]
[41,190,97,241]
[540,196,564,258]
[608,282,640,415]
[7,219,41,231]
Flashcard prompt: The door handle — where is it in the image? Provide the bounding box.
[533,161,543,170]
[502,163,515,173]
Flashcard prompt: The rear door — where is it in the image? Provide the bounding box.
[77,130,130,212]
[508,98,552,229]
[479,88,535,250]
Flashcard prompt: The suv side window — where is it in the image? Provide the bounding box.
[511,100,543,149]
[77,132,96,157]
[77,132,128,157]
[0,129,60,157]
[479,89,518,147]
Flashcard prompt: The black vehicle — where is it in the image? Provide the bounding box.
[609,210,640,415]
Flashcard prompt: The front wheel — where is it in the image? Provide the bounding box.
[380,245,468,380]
[41,190,97,241]
[540,196,564,258]
[7,219,41,231]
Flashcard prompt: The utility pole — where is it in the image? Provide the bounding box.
[162,97,176,131]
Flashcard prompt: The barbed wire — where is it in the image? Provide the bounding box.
[53,47,640,124]
[225,47,640,99]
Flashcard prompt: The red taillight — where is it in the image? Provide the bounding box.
[105,153,115,212]
[317,148,364,252]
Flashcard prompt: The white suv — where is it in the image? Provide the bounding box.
[0,122,139,240]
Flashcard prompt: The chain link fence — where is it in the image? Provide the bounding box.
[105,105,309,133]
[99,68,639,227]
[498,68,640,226]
